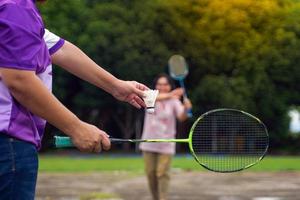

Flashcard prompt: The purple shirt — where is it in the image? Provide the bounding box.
[0,0,64,149]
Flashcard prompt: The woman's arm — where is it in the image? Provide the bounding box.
[156,88,184,101]
[177,98,193,122]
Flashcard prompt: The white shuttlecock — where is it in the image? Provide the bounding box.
[143,90,159,114]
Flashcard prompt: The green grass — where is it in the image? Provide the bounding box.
[38,154,300,172]
[39,155,145,172]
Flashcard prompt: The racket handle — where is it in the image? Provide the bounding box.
[54,136,74,148]
[53,136,146,148]
[187,108,193,118]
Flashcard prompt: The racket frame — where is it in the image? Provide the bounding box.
[188,108,269,173]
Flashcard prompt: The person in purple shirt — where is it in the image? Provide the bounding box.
[0,0,147,199]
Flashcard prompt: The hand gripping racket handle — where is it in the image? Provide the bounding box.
[54,136,151,148]
[53,136,132,148]
[179,80,193,118]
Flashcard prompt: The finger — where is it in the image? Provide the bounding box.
[93,139,102,153]
[101,135,111,151]
[130,81,148,98]
[134,95,146,108]
[134,87,147,98]
[76,141,92,153]
[82,144,93,153]
[130,99,141,109]
[78,146,89,152]
[173,95,181,99]
[136,82,149,91]
[130,81,148,89]
[127,94,142,108]
[102,132,110,137]
[184,97,191,103]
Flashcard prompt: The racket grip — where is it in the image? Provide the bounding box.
[187,108,193,118]
[53,136,133,148]
[54,136,74,148]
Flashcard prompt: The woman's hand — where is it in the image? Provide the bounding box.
[183,97,192,110]
[170,88,185,99]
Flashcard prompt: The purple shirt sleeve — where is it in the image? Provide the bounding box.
[44,29,65,55]
[0,3,49,71]
[49,39,65,55]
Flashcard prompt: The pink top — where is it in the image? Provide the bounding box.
[139,98,184,155]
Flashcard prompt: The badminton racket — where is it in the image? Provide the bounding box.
[53,108,269,173]
[168,54,193,117]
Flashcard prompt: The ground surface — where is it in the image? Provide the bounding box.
[36,171,300,200]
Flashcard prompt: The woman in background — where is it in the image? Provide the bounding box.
[139,73,192,200]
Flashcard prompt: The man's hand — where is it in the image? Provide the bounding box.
[112,80,148,109]
[69,121,111,153]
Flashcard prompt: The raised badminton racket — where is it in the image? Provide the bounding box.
[53,109,268,173]
[168,54,193,117]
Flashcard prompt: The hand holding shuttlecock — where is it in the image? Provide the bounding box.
[143,90,159,113]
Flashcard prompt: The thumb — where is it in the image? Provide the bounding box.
[133,86,147,98]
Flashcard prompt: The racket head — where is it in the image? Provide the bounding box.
[188,108,269,173]
[168,55,189,80]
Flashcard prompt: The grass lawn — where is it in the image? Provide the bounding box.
[38,153,300,172]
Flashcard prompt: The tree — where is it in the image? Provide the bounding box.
[39,0,300,151]
[151,0,300,142]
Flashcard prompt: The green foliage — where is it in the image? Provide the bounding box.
[38,0,300,150]
[153,0,298,140]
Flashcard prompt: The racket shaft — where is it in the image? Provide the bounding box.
[54,136,188,148]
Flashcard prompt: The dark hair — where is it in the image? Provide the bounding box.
[152,73,176,90]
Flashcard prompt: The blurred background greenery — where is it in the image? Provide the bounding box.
[38,0,300,154]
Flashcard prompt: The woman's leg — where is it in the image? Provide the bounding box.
[143,151,159,200]
[156,153,172,200]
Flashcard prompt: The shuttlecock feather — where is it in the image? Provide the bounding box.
[143,90,159,113]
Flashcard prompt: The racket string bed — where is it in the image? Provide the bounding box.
[191,110,268,172]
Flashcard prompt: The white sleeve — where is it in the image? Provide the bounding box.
[44,29,65,55]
